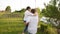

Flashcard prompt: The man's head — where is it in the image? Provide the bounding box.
[26,6,31,11]
[31,9,36,14]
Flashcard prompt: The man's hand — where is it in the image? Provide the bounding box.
[34,12,38,16]
[34,13,37,16]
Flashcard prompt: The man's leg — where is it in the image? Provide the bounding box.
[28,33,31,34]
[28,32,32,34]
[28,33,36,34]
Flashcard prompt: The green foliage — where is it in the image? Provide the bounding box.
[14,8,25,13]
[41,0,60,34]
[20,8,26,12]
[37,22,58,34]
[41,0,60,20]
[36,8,43,18]
[5,6,11,13]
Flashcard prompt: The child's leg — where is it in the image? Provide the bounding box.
[24,24,28,32]
[22,21,28,34]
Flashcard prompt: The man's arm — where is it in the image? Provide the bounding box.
[27,12,37,16]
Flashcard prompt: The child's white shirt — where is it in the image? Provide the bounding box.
[24,10,34,21]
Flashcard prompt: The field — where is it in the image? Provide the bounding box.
[0,17,25,34]
[0,11,58,34]
[0,11,25,34]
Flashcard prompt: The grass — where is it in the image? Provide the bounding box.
[0,18,58,34]
[0,17,25,34]
[0,11,58,34]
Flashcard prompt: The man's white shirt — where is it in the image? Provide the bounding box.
[26,15,38,34]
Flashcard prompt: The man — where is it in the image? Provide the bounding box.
[26,9,38,34]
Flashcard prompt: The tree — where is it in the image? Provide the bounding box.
[5,6,11,13]
[41,0,60,26]
[41,0,60,34]
[42,0,60,20]
[20,8,26,12]
[14,8,25,13]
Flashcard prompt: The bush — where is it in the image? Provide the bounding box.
[37,22,58,34]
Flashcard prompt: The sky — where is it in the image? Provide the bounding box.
[0,0,50,12]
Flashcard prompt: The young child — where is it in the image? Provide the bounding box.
[22,6,36,34]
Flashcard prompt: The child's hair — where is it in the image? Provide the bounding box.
[26,6,31,10]
[31,9,36,14]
